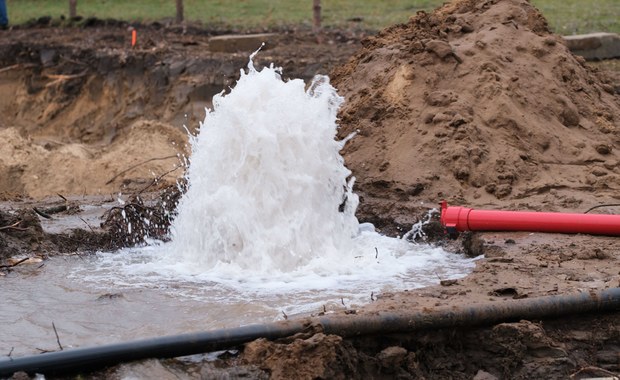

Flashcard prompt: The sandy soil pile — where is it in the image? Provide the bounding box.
[332,0,620,229]
[0,121,187,199]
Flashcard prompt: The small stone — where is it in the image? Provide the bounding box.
[9,372,31,380]
[601,83,615,94]
[377,346,408,368]
[40,49,58,67]
[168,60,186,77]
[440,279,458,286]
[423,113,435,124]
[425,90,458,106]
[604,160,616,170]
[450,113,467,127]
[591,167,607,177]
[460,23,474,33]
[473,369,499,380]
[495,184,512,198]
[595,144,612,155]
[432,112,454,124]
[426,39,454,58]
[560,107,580,127]
[454,168,470,181]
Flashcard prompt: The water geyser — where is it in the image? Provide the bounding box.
[83,56,475,304]
[168,57,360,273]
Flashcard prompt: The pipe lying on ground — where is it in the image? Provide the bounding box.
[1,287,620,377]
[440,201,620,237]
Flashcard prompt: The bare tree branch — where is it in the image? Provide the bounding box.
[105,155,178,185]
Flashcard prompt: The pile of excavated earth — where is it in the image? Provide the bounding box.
[1,0,619,379]
[332,0,620,232]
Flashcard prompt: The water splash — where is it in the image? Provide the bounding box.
[167,62,360,273]
[402,208,438,241]
[81,59,477,308]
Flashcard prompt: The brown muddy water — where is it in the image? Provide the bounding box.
[1,245,476,358]
[1,255,276,357]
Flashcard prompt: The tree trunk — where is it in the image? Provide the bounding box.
[312,0,321,34]
[176,0,184,24]
[69,0,77,18]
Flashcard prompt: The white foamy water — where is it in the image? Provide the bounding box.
[72,58,477,317]
[168,58,359,273]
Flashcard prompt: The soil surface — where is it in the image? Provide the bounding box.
[331,0,620,233]
[1,0,620,379]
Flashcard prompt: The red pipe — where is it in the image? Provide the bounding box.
[440,201,620,236]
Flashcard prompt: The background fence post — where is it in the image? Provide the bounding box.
[176,0,184,24]
[312,0,321,34]
[69,0,77,18]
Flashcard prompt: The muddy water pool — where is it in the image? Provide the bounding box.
[1,244,476,357]
[2,254,277,357]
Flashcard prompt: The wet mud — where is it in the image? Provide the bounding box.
[2,0,620,379]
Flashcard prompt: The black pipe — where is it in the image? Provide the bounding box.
[2,287,620,377]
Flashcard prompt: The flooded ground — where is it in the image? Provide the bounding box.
[2,255,276,357]
[1,193,476,358]
[2,245,475,358]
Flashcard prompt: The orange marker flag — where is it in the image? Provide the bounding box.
[131,29,137,47]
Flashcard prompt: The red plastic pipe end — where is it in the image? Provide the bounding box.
[440,201,472,235]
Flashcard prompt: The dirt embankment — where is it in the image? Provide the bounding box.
[0,23,361,199]
[332,0,620,232]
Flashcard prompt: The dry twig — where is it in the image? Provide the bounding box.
[569,366,619,379]
[584,203,620,214]
[0,221,27,232]
[79,216,95,233]
[52,322,63,351]
[106,155,178,185]
[0,63,36,74]
[0,258,29,269]
[138,166,182,195]
[44,71,87,88]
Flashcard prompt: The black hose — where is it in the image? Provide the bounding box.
[2,287,619,377]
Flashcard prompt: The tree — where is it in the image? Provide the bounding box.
[176,0,184,24]
[69,0,77,18]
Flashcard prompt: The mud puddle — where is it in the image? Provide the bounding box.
[2,244,476,358]
[2,254,279,357]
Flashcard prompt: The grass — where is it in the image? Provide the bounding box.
[531,0,620,35]
[5,0,620,34]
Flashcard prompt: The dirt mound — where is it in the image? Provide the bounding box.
[244,334,359,379]
[332,0,620,230]
[0,120,187,199]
